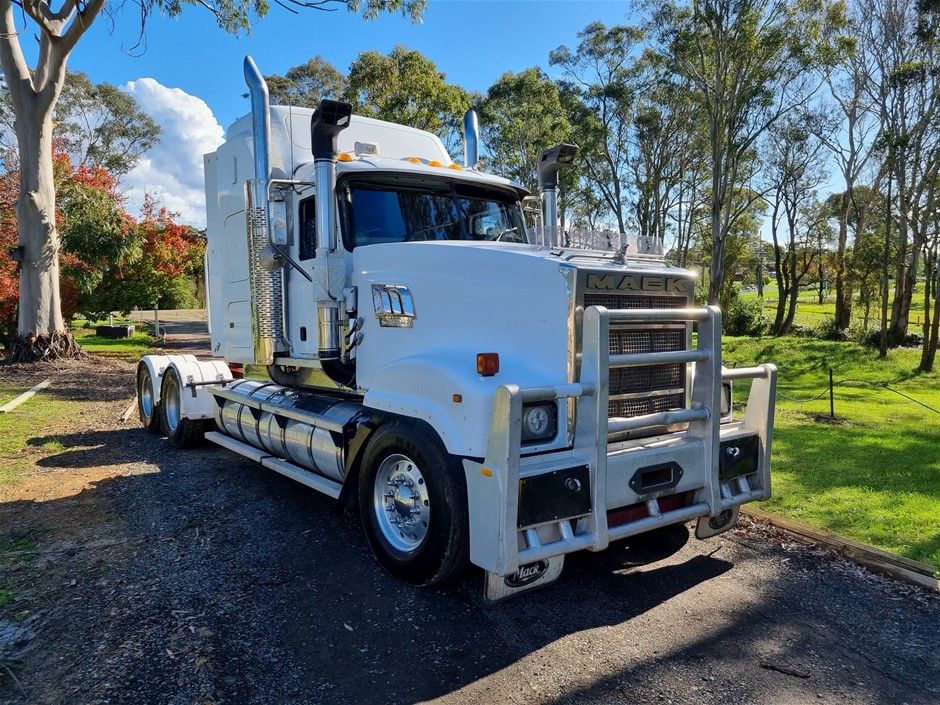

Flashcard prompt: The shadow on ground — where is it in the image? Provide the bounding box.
[1,425,938,705]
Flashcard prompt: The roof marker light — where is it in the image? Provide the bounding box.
[477,352,499,377]
[337,153,354,162]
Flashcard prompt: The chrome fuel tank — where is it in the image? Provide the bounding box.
[214,379,363,482]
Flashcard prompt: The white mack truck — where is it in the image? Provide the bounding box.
[135,57,777,601]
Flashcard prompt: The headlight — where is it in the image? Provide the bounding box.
[521,403,557,443]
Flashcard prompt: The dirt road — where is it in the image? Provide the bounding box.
[127,309,212,356]
[0,358,937,705]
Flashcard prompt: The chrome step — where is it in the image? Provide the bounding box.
[205,431,343,499]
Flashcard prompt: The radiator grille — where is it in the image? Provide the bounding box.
[609,393,685,418]
[609,328,684,355]
[582,289,690,429]
[584,294,685,310]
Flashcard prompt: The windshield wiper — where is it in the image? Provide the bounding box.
[403,220,455,241]
[488,227,519,242]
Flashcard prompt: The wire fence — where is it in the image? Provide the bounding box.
[774,369,940,417]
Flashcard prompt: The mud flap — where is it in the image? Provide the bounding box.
[484,556,565,603]
[695,505,740,539]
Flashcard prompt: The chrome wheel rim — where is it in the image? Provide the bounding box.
[139,371,154,422]
[164,375,181,433]
[373,453,430,553]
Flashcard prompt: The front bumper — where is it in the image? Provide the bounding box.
[463,305,777,578]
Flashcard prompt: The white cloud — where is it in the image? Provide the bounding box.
[120,79,225,228]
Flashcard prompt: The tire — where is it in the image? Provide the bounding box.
[358,420,468,586]
[159,365,205,449]
[136,364,162,434]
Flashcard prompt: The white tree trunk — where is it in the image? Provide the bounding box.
[15,107,64,337]
[0,0,105,358]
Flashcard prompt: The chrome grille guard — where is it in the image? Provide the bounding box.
[463,305,777,577]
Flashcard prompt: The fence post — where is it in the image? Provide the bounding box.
[829,367,835,419]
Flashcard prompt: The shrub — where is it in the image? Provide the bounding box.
[858,328,923,349]
[724,285,769,336]
[814,315,848,341]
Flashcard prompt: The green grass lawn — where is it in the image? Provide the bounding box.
[71,324,154,361]
[746,281,930,329]
[0,382,77,483]
[723,336,940,571]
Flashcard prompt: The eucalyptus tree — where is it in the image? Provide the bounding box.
[922,218,939,371]
[858,0,940,343]
[265,56,348,107]
[765,114,831,335]
[815,5,883,331]
[0,70,161,177]
[0,0,424,361]
[477,68,571,195]
[644,0,847,305]
[551,22,645,235]
[628,57,705,253]
[346,46,471,155]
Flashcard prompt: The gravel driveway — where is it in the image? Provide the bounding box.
[0,357,937,705]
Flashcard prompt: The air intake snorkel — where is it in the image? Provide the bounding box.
[538,144,578,247]
[310,99,357,388]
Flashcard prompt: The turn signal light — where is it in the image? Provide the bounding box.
[477,352,499,377]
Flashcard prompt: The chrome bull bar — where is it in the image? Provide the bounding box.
[463,305,776,578]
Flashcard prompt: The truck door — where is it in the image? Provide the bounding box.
[285,186,320,358]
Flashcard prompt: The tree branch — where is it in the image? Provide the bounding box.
[0,0,34,106]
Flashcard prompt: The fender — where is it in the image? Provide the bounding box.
[137,354,182,407]
[364,351,562,458]
[148,355,232,420]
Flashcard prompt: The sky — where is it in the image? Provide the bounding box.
[44,1,635,227]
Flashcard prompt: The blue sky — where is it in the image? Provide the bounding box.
[48,1,633,224]
[71,1,632,128]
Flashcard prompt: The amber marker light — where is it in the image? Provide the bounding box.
[448,163,463,170]
[337,153,354,162]
[407,157,422,163]
[428,160,443,168]
[477,352,499,377]
[452,394,463,403]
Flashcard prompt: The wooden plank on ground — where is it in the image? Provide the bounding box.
[0,379,52,414]
[742,506,939,593]
[120,398,138,423]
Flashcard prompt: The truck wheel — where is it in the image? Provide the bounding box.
[358,421,468,586]
[136,364,162,434]
[159,366,205,449]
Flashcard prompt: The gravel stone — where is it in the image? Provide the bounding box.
[0,355,937,704]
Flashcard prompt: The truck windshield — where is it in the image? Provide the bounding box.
[340,175,528,249]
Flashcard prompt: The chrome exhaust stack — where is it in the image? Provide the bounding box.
[244,55,286,365]
[464,109,479,168]
[537,144,578,247]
